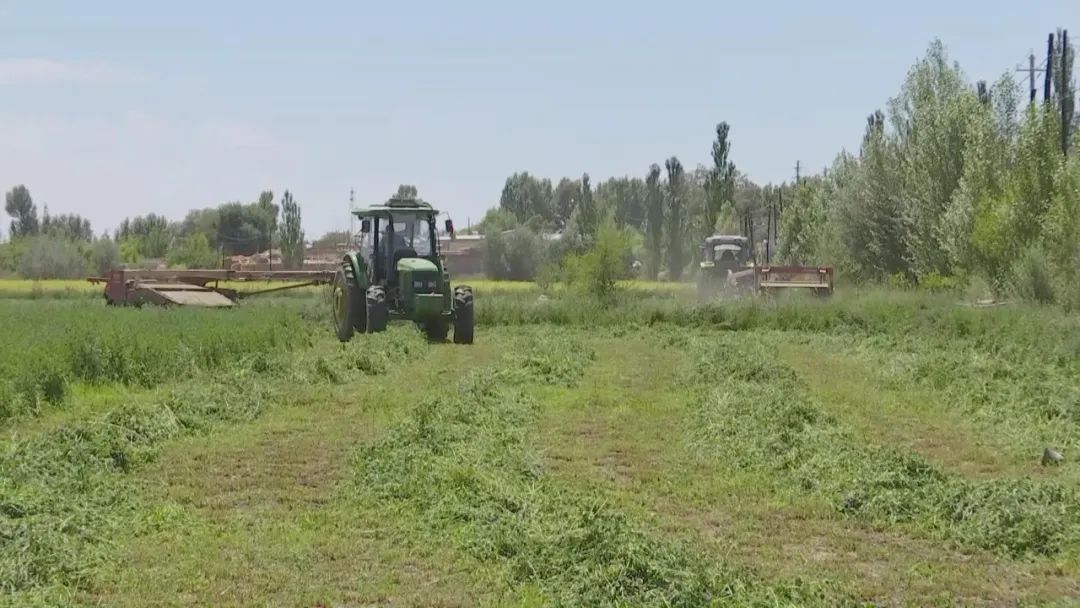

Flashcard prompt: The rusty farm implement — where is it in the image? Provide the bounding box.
[90,269,335,307]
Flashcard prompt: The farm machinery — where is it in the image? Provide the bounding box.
[331,195,474,344]
[697,234,834,298]
[91,268,335,307]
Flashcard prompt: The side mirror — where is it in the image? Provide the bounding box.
[360,218,371,233]
[444,219,455,235]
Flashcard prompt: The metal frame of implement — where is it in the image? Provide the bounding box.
[754,265,834,295]
[89,268,336,307]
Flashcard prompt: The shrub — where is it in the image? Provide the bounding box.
[0,239,28,276]
[918,271,962,293]
[886,272,914,290]
[1010,245,1055,304]
[534,260,559,291]
[563,222,632,302]
[16,236,88,279]
[482,226,544,280]
[89,236,121,275]
[167,233,217,269]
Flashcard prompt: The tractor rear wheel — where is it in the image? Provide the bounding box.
[333,266,364,342]
[366,286,388,333]
[452,285,474,345]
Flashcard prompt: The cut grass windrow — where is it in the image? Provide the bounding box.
[686,334,1080,560]
[348,333,855,607]
[0,329,425,606]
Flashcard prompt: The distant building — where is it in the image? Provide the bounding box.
[440,233,484,277]
[223,231,489,275]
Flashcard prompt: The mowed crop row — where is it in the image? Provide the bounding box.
[0,290,1077,606]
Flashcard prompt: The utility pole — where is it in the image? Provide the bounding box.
[746,206,756,264]
[1062,29,1072,156]
[765,197,772,264]
[1017,50,1045,103]
[795,160,801,185]
[777,188,784,227]
[1045,32,1055,103]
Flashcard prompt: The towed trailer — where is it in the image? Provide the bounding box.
[754,265,834,296]
[89,269,336,307]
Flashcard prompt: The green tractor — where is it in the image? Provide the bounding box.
[332,195,474,344]
[697,234,755,299]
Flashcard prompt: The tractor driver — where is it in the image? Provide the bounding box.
[382,222,409,278]
[384,224,408,260]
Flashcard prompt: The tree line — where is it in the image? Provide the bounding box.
[479,121,748,283]
[1,187,307,279]
[779,35,1077,305]
[480,34,1077,309]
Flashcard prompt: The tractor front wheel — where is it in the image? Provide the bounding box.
[366,286,388,333]
[423,320,449,342]
[452,285,474,345]
[333,266,363,342]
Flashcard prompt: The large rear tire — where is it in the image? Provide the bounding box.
[333,265,364,342]
[453,285,474,345]
[366,286,388,333]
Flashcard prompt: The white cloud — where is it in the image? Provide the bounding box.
[0,58,140,86]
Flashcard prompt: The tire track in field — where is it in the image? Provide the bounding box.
[778,342,1033,479]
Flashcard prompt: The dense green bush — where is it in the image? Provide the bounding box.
[16,236,88,280]
[482,225,545,280]
[1010,245,1055,304]
[562,222,633,302]
[88,236,121,276]
[166,232,217,269]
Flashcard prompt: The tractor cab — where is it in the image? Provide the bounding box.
[697,234,756,299]
[353,196,447,310]
[702,235,752,273]
[357,201,438,283]
[333,194,474,344]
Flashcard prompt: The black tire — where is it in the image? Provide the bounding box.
[423,320,450,342]
[333,265,364,342]
[347,265,367,332]
[366,286,388,333]
[453,285,474,345]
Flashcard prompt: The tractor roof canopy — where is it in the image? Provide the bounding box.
[705,234,748,245]
[352,195,439,219]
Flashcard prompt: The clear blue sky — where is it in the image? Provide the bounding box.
[0,0,1074,238]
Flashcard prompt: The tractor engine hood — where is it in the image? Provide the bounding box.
[396,256,447,319]
[396,257,439,274]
